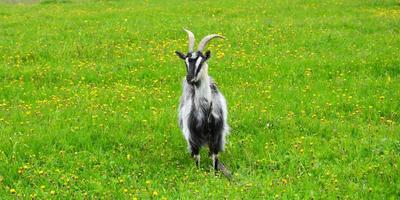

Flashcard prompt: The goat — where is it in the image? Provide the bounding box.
[175,29,229,171]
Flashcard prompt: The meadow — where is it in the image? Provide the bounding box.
[0,0,399,199]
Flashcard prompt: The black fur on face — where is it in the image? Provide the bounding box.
[175,50,211,84]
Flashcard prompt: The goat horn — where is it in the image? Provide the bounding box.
[184,28,195,52]
[197,34,224,52]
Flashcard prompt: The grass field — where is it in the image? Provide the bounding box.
[0,0,399,199]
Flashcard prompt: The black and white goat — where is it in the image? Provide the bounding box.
[176,29,229,171]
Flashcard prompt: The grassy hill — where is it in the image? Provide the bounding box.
[0,0,399,199]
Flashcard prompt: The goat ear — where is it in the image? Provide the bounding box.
[204,50,211,60]
[175,51,186,60]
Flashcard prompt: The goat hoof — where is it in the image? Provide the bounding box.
[193,154,200,167]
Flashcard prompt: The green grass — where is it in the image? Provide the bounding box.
[0,0,399,199]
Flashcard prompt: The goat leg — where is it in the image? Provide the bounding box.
[193,154,200,167]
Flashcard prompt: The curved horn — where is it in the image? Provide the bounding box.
[184,29,195,52]
[197,34,224,52]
